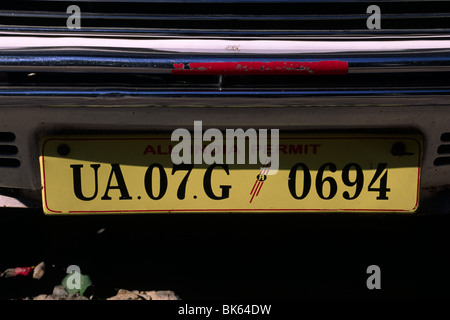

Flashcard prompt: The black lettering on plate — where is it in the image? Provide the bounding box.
[203,164,231,200]
[144,163,168,200]
[101,164,132,200]
[70,164,100,201]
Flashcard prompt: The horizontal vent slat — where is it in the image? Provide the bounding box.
[2,12,450,20]
[0,1,448,35]
[441,133,450,142]
[3,72,450,91]
[437,145,450,155]
[0,132,15,142]
[434,157,450,167]
[435,133,450,167]
[0,158,20,168]
[0,145,18,155]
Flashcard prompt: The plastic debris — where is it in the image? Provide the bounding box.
[1,266,34,278]
[32,261,46,280]
[61,272,93,297]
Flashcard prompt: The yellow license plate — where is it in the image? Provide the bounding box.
[39,134,422,214]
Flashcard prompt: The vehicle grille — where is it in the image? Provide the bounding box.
[0,1,450,94]
[0,0,448,37]
[0,132,20,168]
[434,133,450,166]
[2,71,450,92]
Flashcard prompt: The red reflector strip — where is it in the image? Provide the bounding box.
[172,61,348,75]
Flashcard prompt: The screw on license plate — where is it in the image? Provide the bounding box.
[391,142,414,156]
[57,143,71,156]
